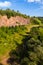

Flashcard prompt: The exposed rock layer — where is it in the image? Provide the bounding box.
[0,15,29,27]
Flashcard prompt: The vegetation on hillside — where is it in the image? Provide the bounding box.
[0,9,29,18]
[7,26,43,65]
[37,17,43,23]
[30,17,42,25]
[0,9,43,65]
[0,25,27,57]
[0,25,43,65]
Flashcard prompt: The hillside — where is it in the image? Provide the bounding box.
[0,9,43,65]
[0,9,30,27]
[0,15,29,27]
[0,9,43,27]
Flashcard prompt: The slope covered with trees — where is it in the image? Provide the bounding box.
[0,9,43,65]
[0,9,29,18]
[7,26,43,65]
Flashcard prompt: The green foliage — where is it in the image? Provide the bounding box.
[0,9,29,18]
[7,26,43,65]
[0,25,27,57]
[30,17,41,25]
[38,17,43,23]
[0,18,43,65]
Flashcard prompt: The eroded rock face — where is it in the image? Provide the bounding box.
[0,15,30,27]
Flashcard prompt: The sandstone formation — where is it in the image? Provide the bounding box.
[0,15,29,27]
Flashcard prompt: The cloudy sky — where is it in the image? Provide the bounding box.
[0,0,43,16]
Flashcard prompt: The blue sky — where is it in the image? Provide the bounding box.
[0,0,43,16]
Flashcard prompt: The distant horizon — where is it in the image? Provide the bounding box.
[0,0,43,16]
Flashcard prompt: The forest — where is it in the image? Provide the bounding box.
[0,9,43,65]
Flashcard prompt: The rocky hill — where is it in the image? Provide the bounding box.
[0,15,30,27]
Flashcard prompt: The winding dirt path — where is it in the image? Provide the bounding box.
[0,52,9,65]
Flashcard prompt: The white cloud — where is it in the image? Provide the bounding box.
[27,0,41,2]
[0,1,11,7]
[27,0,34,2]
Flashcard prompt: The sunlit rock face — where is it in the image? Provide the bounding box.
[0,15,30,27]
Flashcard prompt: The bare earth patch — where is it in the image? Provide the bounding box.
[0,51,9,65]
[0,15,30,27]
